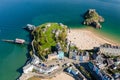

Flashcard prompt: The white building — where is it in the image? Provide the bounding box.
[23,63,34,73]
[26,24,36,31]
[23,54,59,74]
[99,44,120,56]
[44,65,59,74]
[23,54,41,74]
[31,54,40,65]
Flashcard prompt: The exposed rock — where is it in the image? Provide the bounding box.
[83,9,104,29]
[45,23,51,28]
[24,24,36,31]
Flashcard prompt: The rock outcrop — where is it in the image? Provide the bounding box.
[83,9,104,29]
[24,24,36,31]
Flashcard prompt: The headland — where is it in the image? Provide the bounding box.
[19,23,120,80]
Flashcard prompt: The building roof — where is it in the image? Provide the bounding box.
[96,55,104,64]
[31,54,40,64]
[58,51,64,59]
[15,38,25,43]
[58,50,64,54]
[107,59,114,66]
[23,63,33,70]
[26,24,36,30]
[99,44,120,56]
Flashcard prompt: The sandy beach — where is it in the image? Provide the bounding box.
[20,72,75,80]
[67,29,114,50]
[41,72,75,80]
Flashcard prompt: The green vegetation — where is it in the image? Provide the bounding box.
[70,46,78,51]
[85,10,100,22]
[76,66,92,80]
[32,23,67,60]
[77,66,93,80]
[107,68,120,74]
[112,68,120,73]
[32,69,38,73]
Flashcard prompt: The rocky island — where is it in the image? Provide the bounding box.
[83,9,104,28]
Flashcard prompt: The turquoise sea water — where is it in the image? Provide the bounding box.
[0,0,120,80]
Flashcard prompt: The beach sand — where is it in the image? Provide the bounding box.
[41,72,75,80]
[67,29,114,50]
[20,72,75,80]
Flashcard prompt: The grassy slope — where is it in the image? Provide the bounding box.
[32,23,67,60]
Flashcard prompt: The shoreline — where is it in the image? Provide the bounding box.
[67,28,120,50]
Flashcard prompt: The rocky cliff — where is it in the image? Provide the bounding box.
[83,9,104,29]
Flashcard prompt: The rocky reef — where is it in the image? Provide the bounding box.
[83,9,104,29]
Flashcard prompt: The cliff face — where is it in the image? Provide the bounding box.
[83,9,104,29]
